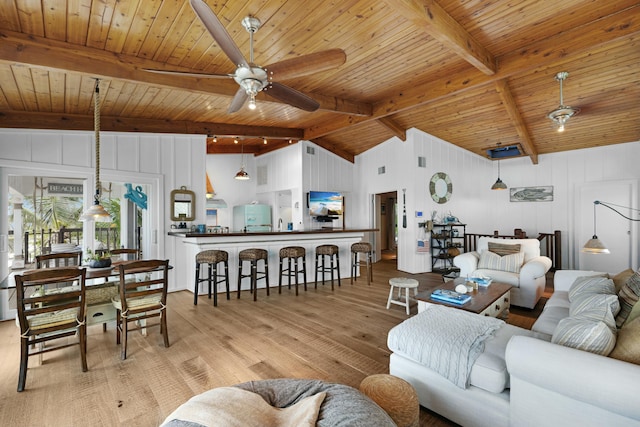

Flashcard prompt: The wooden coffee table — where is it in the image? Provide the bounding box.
[415,278,512,318]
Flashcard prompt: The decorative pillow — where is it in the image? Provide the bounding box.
[488,242,521,256]
[552,317,616,356]
[612,269,635,293]
[569,294,619,332]
[616,270,640,328]
[625,299,640,325]
[569,295,620,333]
[477,250,524,273]
[568,276,615,302]
[609,316,640,364]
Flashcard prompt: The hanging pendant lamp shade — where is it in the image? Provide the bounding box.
[234,140,250,180]
[491,160,507,190]
[80,79,112,222]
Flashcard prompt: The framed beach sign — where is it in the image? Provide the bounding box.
[510,186,553,202]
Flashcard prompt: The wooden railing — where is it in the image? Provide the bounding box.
[22,226,119,264]
[464,229,562,271]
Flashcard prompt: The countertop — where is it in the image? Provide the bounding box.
[167,228,377,238]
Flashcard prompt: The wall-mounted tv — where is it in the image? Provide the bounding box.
[308,191,343,217]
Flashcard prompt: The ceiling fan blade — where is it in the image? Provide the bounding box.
[228,87,248,113]
[265,49,346,80]
[190,0,249,68]
[265,82,320,112]
[143,68,233,79]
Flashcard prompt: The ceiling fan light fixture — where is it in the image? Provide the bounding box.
[547,72,580,132]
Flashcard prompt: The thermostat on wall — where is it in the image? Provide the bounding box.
[415,211,423,218]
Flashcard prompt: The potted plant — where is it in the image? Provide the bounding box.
[84,249,112,268]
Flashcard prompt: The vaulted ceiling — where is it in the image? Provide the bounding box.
[0,0,638,163]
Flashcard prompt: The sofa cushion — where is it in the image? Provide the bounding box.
[477,250,524,274]
[616,269,640,328]
[473,269,519,287]
[568,276,615,302]
[469,324,536,393]
[532,305,569,337]
[609,316,640,365]
[545,290,570,310]
[488,242,521,256]
[551,317,616,356]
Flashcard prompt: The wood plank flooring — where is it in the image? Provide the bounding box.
[0,258,547,426]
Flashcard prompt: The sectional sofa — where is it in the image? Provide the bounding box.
[387,270,640,427]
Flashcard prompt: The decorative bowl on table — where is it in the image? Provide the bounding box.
[470,276,492,286]
[88,258,112,268]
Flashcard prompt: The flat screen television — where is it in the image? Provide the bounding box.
[308,191,343,217]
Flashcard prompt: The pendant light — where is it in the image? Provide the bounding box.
[491,160,507,190]
[547,71,580,133]
[80,79,112,222]
[234,139,250,180]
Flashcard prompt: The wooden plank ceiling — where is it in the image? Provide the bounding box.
[0,0,638,163]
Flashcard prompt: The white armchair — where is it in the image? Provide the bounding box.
[453,237,552,309]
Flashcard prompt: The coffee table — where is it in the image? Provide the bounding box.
[415,278,512,318]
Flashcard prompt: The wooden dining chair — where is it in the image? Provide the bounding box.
[15,267,88,392]
[110,248,140,262]
[36,251,82,268]
[111,259,170,360]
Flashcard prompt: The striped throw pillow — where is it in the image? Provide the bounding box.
[616,270,640,328]
[569,294,619,332]
[552,317,617,356]
[488,242,521,256]
[477,250,524,273]
[568,276,615,302]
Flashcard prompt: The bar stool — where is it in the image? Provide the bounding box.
[351,242,373,285]
[315,244,341,290]
[238,249,269,301]
[278,246,308,296]
[194,250,230,306]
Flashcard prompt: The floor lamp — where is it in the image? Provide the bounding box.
[582,200,640,254]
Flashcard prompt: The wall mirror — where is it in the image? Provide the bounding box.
[429,172,452,204]
[170,186,196,221]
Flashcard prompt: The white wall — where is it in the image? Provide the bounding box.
[355,127,640,273]
[0,129,206,293]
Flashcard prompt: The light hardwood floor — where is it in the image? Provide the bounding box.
[0,258,546,426]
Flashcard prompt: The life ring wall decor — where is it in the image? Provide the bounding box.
[429,172,452,204]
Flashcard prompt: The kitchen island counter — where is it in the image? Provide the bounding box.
[169,229,376,296]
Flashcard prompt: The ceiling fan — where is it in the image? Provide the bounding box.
[145,0,346,113]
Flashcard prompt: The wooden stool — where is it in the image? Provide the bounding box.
[194,250,230,306]
[351,242,373,285]
[359,374,420,427]
[238,249,269,301]
[314,244,341,290]
[387,277,419,315]
[278,246,307,295]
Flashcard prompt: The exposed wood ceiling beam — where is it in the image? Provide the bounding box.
[0,111,303,140]
[376,117,406,141]
[494,79,538,164]
[305,6,640,140]
[311,137,355,163]
[0,30,371,117]
[386,0,496,75]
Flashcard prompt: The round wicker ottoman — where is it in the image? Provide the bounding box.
[359,374,420,427]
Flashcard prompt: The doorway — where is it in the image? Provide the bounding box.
[376,191,398,262]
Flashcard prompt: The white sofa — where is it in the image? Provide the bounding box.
[388,270,640,427]
[453,237,552,309]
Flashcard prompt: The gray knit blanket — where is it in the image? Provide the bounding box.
[387,305,504,388]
